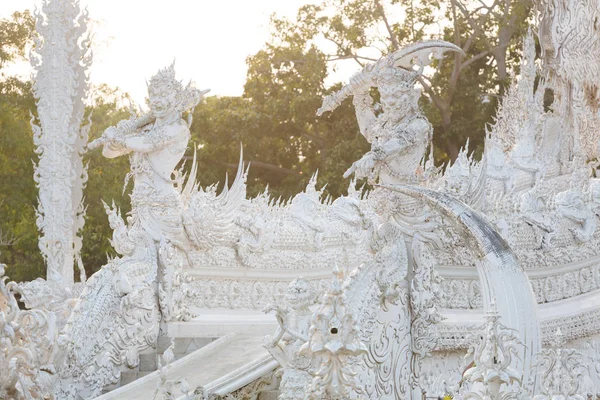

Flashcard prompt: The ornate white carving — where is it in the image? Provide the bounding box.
[439,140,486,207]
[537,0,600,165]
[350,218,413,398]
[263,278,316,399]
[0,264,59,399]
[153,340,200,400]
[211,369,280,400]
[555,189,596,243]
[158,240,195,323]
[459,304,524,399]
[410,234,444,389]
[300,267,368,399]
[30,0,91,285]
[438,258,600,309]
[533,330,587,400]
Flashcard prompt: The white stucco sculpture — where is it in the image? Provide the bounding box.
[55,63,208,399]
[30,0,91,286]
[318,41,463,185]
[7,0,600,398]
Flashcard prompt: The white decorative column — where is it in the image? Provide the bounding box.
[30,0,91,286]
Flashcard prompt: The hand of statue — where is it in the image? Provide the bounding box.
[371,143,387,161]
[349,68,374,93]
[104,126,119,141]
[263,303,288,326]
[317,94,339,116]
[104,127,129,152]
[86,126,121,152]
[344,152,376,179]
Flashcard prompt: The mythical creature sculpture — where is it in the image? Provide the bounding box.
[263,278,317,399]
[0,264,59,399]
[555,189,596,243]
[318,41,463,184]
[55,64,208,398]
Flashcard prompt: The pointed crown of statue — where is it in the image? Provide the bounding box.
[147,61,204,114]
[147,61,183,98]
[376,57,421,96]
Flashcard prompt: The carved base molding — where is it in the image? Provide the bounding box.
[438,289,600,350]
[438,255,600,309]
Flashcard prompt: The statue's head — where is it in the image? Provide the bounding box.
[285,277,317,310]
[147,62,184,118]
[376,66,420,118]
[147,63,207,120]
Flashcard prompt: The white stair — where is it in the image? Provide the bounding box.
[97,333,278,399]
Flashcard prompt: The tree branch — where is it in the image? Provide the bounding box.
[453,0,497,52]
[301,131,325,146]
[0,229,15,247]
[375,0,400,51]
[460,42,511,70]
[418,76,448,113]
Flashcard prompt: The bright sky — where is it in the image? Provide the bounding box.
[0,0,328,105]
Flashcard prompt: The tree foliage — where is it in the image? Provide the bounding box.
[0,10,34,69]
[192,0,533,201]
[190,32,369,199]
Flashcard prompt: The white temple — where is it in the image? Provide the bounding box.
[2,0,600,398]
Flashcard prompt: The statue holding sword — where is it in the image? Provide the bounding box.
[317,41,464,185]
[55,64,210,397]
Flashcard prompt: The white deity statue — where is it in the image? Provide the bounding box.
[55,64,208,399]
[317,41,463,185]
[91,62,208,247]
[344,62,433,184]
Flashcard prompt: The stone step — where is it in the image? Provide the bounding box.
[97,333,278,400]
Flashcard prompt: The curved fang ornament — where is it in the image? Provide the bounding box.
[380,183,541,386]
[386,40,465,70]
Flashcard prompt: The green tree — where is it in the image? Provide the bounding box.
[0,11,43,281]
[238,0,531,163]
[0,10,34,69]
[190,6,369,199]
[80,86,132,277]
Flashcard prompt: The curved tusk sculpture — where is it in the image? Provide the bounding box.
[380,183,541,385]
